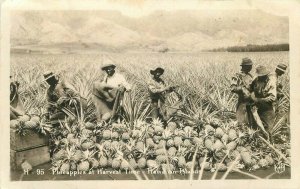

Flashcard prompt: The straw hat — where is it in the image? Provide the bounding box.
[240,58,253,66]
[101,64,116,71]
[256,65,270,77]
[276,64,287,73]
[150,67,164,75]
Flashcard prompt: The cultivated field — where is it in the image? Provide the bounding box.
[10,51,290,180]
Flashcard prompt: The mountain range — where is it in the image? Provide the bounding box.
[10,10,289,53]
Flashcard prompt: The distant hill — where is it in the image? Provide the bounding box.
[10,10,289,53]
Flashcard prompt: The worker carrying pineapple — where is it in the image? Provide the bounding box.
[249,65,277,140]
[44,71,85,123]
[10,76,25,120]
[147,67,177,121]
[92,63,131,122]
[230,58,253,124]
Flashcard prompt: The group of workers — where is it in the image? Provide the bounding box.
[230,57,287,139]
[10,58,287,141]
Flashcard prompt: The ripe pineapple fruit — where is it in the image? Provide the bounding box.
[204,137,214,151]
[77,161,90,172]
[137,157,147,169]
[183,139,192,148]
[240,150,253,167]
[166,139,174,148]
[111,132,119,140]
[177,156,186,168]
[186,161,195,170]
[72,150,83,162]
[153,135,162,144]
[157,140,166,149]
[258,158,268,168]
[107,158,113,167]
[99,156,108,168]
[85,122,96,130]
[131,130,142,139]
[192,137,204,146]
[146,160,159,169]
[60,162,70,172]
[215,163,227,172]
[122,132,130,141]
[111,141,120,149]
[205,124,215,135]
[129,158,138,170]
[120,159,130,171]
[146,138,155,148]
[167,122,177,132]
[174,136,183,147]
[200,161,211,171]
[215,127,224,139]
[81,140,94,151]
[53,149,67,161]
[112,158,121,169]
[226,141,237,151]
[154,126,164,136]
[91,159,100,169]
[155,148,166,156]
[156,155,168,164]
[168,147,177,157]
[228,129,237,141]
[265,154,274,166]
[102,130,111,140]
[135,141,144,151]
[221,134,229,144]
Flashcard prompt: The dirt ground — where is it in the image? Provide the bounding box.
[11,162,291,181]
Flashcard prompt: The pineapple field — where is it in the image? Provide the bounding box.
[10,51,290,180]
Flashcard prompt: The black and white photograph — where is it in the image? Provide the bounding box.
[1,0,300,187]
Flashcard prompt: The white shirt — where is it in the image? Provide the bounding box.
[103,73,131,90]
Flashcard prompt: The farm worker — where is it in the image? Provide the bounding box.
[147,67,176,121]
[273,63,287,100]
[43,71,83,123]
[249,65,277,138]
[10,76,25,120]
[230,58,253,125]
[92,64,131,122]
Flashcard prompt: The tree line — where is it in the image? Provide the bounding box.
[205,43,289,52]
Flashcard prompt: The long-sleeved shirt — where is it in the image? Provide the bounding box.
[102,73,131,90]
[230,71,253,103]
[249,74,277,105]
[147,77,167,103]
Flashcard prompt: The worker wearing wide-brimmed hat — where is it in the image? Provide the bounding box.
[249,65,277,134]
[10,75,25,120]
[147,67,175,121]
[92,63,131,122]
[43,71,82,122]
[230,57,254,124]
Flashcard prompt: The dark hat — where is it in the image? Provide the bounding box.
[256,65,270,77]
[276,64,287,73]
[43,71,57,81]
[101,64,116,71]
[240,58,253,66]
[150,67,164,75]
